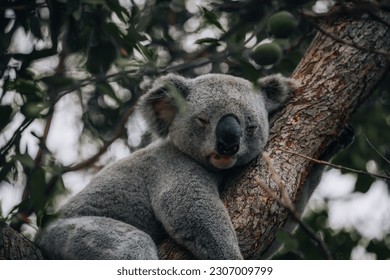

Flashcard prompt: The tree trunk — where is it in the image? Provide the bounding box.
[158,9,390,259]
[1,8,389,260]
[0,222,44,259]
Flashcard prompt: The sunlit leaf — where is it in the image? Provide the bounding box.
[0,162,15,183]
[97,82,122,105]
[13,79,43,98]
[14,153,35,169]
[21,102,49,118]
[105,0,130,22]
[195,37,220,45]
[200,7,226,33]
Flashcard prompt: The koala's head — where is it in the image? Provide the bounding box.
[140,73,295,170]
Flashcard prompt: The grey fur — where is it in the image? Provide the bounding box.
[35,73,295,260]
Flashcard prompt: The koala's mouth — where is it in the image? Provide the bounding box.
[209,153,237,169]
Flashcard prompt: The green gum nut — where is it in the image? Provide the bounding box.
[251,42,283,66]
[268,11,298,39]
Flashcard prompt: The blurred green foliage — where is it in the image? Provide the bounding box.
[0,0,389,259]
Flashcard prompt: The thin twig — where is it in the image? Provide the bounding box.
[279,148,390,180]
[256,153,334,260]
[10,50,69,231]
[365,136,390,165]
[9,106,134,230]
[0,118,34,157]
[20,107,54,202]
[54,50,231,102]
[63,106,135,173]
[254,176,333,260]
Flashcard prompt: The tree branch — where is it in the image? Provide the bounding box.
[301,9,390,58]
[158,8,390,259]
[10,49,68,231]
[254,152,333,260]
[279,148,390,181]
[62,107,135,173]
[0,221,44,260]
[365,137,390,165]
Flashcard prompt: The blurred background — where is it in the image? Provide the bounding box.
[0,0,389,259]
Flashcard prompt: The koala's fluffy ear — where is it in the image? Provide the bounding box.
[259,74,298,113]
[140,74,189,137]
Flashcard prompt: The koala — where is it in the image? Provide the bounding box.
[35,73,295,260]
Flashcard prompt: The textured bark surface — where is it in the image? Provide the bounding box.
[0,222,44,260]
[158,11,390,259]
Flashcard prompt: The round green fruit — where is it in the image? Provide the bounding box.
[268,11,298,39]
[251,42,283,66]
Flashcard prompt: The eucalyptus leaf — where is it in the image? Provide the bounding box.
[21,102,50,118]
[0,105,12,131]
[14,153,35,169]
[195,37,220,45]
[41,76,75,89]
[200,7,226,33]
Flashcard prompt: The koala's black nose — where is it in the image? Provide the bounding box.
[216,114,241,156]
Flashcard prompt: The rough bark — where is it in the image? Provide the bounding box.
[0,222,44,260]
[1,8,389,260]
[158,10,390,259]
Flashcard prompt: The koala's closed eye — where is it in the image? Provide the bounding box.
[196,115,210,127]
[246,125,258,136]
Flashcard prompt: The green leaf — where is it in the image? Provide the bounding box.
[29,16,43,40]
[41,76,75,89]
[200,7,226,33]
[54,175,66,191]
[37,212,59,228]
[86,40,117,74]
[276,230,299,251]
[97,82,122,105]
[195,37,220,45]
[21,102,49,118]
[13,79,43,97]
[124,28,146,50]
[0,105,13,131]
[14,153,35,169]
[135,43,157,63]
[105,0,130,22]
[103,22,140,54]
[30,168,47,212]
[0,162,15,183]
[235,56,260,84]
[0,203,3,220]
